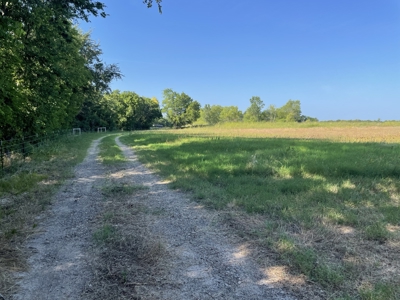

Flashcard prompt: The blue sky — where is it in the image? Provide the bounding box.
[79,0,400,121]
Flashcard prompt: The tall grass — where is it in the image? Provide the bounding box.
[176,121,400,143]
[120,129,400,299]
[121,133,400,234]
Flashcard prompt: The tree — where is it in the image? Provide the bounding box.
[202,104,223,125]
[73,32,122,131]
[0,19,97,138]
[74,89,121,131]
[161,89,201,128]
[276,100,302,122]
[0,0,157,139]
[75,90,162,131]
[118,91,161,130]
[261,104,278,122]
[243,96,265,122]
[220,106,243,122]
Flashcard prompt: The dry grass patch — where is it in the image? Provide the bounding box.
[85,139,169,299]
[86,179,168,300]
[168,125,400,143]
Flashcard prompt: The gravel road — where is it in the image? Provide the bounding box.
[12,136,297,300]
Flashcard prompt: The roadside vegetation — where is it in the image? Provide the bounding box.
[120,123,400,299]
[0,133,102,296]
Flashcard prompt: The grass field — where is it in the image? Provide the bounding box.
[121,124,400,299]
[182,122,400,143]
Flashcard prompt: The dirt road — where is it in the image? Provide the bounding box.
[12,136,296,299]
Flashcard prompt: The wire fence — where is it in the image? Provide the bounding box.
[0,129,76,175]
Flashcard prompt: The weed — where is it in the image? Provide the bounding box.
[103,212,114,221]
[364,223,391,242]
[93,224,115,244]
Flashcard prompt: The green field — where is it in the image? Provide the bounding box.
[120,128,400,299]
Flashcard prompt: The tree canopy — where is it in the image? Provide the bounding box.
[276,100,302,122]
[243,96,265,122]
[0,0,123,139]
[202,104,223,125]
[198,99,317,126]
[74,90,162,131]
[220,106,243,122]
[0,0,162,139]
[161,89,201,128]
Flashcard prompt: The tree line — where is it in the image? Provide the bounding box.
[74,88,200,130]
[199,97,318,126]
[74,90,161,131]
[156,91,317,128]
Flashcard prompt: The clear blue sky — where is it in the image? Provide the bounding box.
[79,0,400,121]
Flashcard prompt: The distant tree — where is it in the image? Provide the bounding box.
[220,106,243,122]
[202,104,223,125]
[186,101,201,125]
[74,89,121,131]
[243,96,265,122]
[75,90,161,131]
[261,104,278,122]
[161,89,201,128]
[299,115,319,122]
[276,100,302,122]
[116,91,161,130]
[153,117,171,127]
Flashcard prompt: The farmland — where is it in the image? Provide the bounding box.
[120,123,400,299]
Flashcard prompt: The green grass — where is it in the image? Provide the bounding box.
[0,133,100,196]
[0,133,102,201]
[93,224,115,244]
[99,135,126,164]
[120,133,400,229]
[0,173,47,197]
[275,235,346,288]
[120,131,400,298]
[360,282,400,300]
